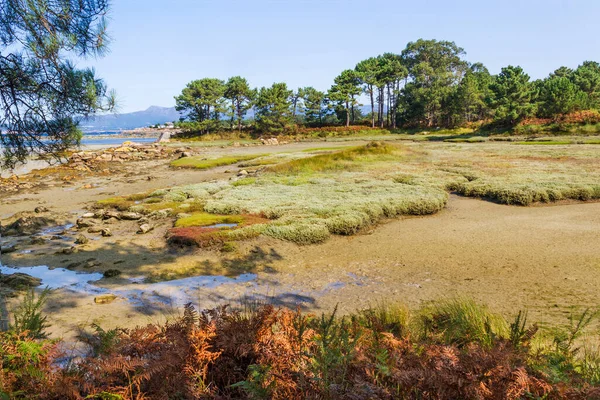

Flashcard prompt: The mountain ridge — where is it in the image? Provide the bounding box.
[80,106,180,131]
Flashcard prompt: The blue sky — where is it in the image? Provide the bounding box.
[86,0,599,113]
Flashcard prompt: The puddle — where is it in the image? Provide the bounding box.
[205,223,238,229]
[324,281,346,291]
[38,224,74,236]
[0,264,103,290]
[0,261,258,307]
[120,273,257,306]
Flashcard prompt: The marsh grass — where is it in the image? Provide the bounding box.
[419,298,509,348]
[170,154,265,169]
[268,141,397,174]
[96,141,600,245]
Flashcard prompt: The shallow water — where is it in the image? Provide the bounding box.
[205,223,238,229]
[0,262,257,306]
[0,264,104,290]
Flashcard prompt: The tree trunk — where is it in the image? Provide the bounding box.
[230,102,235,130]
[369,85,375,128]
[379,87,384,128]
[237,102,242,132]
[345,101,350,127]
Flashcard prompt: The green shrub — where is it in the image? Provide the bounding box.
[12,288,51,339]
[264,223,330,245]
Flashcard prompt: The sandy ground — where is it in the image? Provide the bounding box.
[1,140,600,340]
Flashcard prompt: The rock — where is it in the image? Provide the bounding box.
[87,226,103,233]
[101,228,113,237]
[261,137,279,146]
[94,294,117,304]
[179,151,192,159]
[103,210,120,220]
[85,261,100,268]
[137,224,153,234]
[1,216,53,236]
[103,269,122,278]
[237,170,249,177]
[29,237,47,245]
[75,234,89,245]
[34,206,48,213]
[82,212,96,218]
[103,217,119,225]
[1,245,18,254]
[60,247,77,255]
[0,273,42,289]
[94,210,106,219]
[121,212,142,220]
[157,131,172,143]
[77,218,97,228]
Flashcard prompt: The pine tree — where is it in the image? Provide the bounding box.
[0,0,114,168]
[255,83,293,133]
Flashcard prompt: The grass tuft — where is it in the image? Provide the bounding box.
[170,154,265,169]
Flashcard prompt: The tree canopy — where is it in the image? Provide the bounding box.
[0,0,114,168]
[175,39,600,134]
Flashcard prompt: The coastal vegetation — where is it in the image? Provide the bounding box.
[92,141,600,251]
[2,294,600,399]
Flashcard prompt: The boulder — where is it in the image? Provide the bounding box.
[77,218,97,229]
[237,170,249,177]
[0,273,42,289]
[121,212,143,221]
[1,216,53,236]
[103,210,120,220]
[101,228,113,237]
[34,206,49,213]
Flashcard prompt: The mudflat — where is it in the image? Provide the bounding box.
[1,139,599,339]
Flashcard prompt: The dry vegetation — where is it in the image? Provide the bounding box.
[3,298,600,399]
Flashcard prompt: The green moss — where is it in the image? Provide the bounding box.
[175,212,244,228]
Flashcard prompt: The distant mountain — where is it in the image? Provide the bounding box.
[80,106,181,131]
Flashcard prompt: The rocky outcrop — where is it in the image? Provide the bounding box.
[1,215,54,236]
[68,143,175,170]
[0,273,42,289]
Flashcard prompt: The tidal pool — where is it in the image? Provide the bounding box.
[0,262,258,306]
